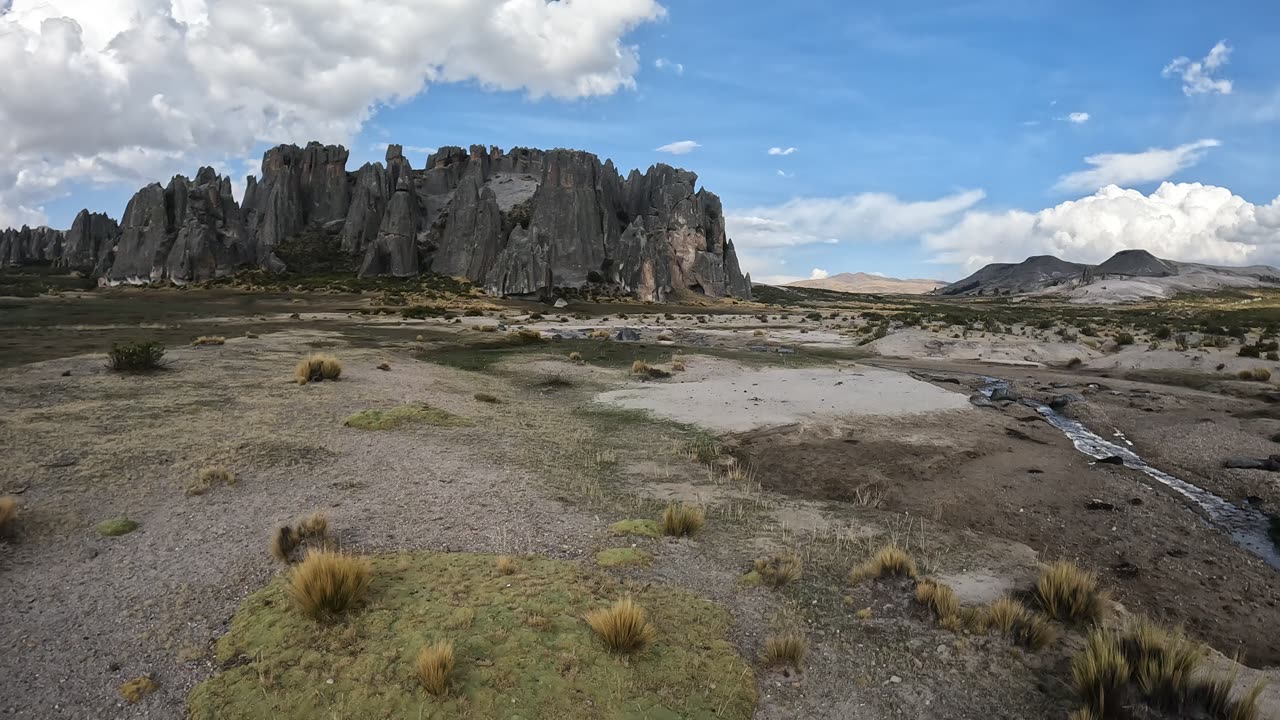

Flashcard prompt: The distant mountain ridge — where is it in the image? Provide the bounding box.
[786,272,946,295]
[940,249,1280,303]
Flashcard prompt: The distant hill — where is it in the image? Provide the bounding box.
[939,249,1280,303]
[786,272,946,295]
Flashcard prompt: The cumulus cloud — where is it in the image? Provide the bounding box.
[727,189,985,249]
[924,182,1280,273]
[1163,41,1233,96]
[1067,112,1090,124]
[768,147,797,156]
[776,170,793,178]
[0,0,666,224]
[809,268,829,280]
[1054,139,1220,192]
[655,140,701,154]
[653,58,683,74]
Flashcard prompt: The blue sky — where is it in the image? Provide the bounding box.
[8,0,1280,282]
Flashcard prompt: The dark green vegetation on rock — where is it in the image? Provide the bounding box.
[188,552,756,720]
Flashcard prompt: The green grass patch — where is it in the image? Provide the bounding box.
[97,517,139,537]
[343,405,473,430]
[188,552,755,720]
[608,519,662,539]
[594,548,652,567]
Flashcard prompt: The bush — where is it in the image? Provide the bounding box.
[287,549,372,621]
[415,640,455,696]
[1115,332,1135,346]
[1250,368,1272,382]
[849,544,918,582]
[1066,357,1084,369]
[760,631,806,670]
[1035,561,1105,624]
[473,392,501,403]
[1239,345,1262,358]
[108,341,166,372]
[754,553,802,587]
[191,336,226,346]
[295,353,342,384]
[660,502,704,537]
[1154,325,1172,340]
[585,597,655,653]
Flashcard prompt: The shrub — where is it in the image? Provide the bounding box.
[589,329,611,340]
[1035,560,1105,624]
[584,597,655,653]
[1155,326,1172,340]
[495,555,517,575]
[760,631,806,670]
[1251,368,1272,382]
[187,465,235,496]
[297,512,329,542]
[295,353,342,384]
[849,544,918,583]
[473,392,501,403]
[416,640,455,696]
[108,341,166,372]
[754,553,802,587]
[507,329,543,344]
[271,526,298,563]
[191,336,226,346]
[0,496,18,534]
[1072,629,1132,719]
[1268,352,1280,362]
[671,357,686,372]
[568,351,584,364]
[1239,345,1262,358]
[1115,332,1135,346]
[1067,357,1083,369]
[660,502,705,537]
[287,549,372,621]
[632,360,671,380]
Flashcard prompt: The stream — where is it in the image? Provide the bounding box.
[981,380,1280,570]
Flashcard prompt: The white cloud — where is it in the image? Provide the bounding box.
[653,58,683,75]
[0,0,666,225]
[809,268,829,280]
[776,170,793,178]
[655,140,701,155]
[1067,112,1090,124]
[768,147,797,156]
[728,189,985,249]
[1163,41,1233,96]
[924,182,1280,273]
[1054,139,1220,192]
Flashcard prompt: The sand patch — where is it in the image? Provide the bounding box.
[594,363,973,432]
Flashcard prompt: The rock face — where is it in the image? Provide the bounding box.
[0,142,752,301]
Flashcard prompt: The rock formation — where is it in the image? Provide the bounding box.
[0,142,752,301]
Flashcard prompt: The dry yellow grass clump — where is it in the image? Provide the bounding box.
[1036,560,1106,624]
[631,359,652,375]
[415,640,455,696]
[914,578,959,622]
[589,329,611,340]
[191,336,226,346]
[754,553,803,587]
[119,676,159,703]
[986,595,1058,650]
[568,351,584,364]
[657,332,674,342]
[1072,629,1131,719]
[761,631,806,670]
[671,355,686,372]
[297,512,329,541]
[187,465,236,496]
[660,501,705,537]
[849,544,918,583]
[270,513,331,563]
[295,353,342,384]
[287,549,372,621]
[495,555,517,575]
[585,597,655,653]
[0,496,18,533]
[1122,618,1203,710]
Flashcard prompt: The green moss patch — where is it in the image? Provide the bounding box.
[609,519,661,538]
[189,552,755,720]
[595,548,652,567]
[343,405,473,430]
[96,517,138,537]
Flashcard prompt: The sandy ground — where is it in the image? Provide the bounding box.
[594,359,973,432]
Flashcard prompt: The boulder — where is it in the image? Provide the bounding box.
[615,327,641,341]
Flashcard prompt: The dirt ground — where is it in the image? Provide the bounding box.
[1,289,1278,719]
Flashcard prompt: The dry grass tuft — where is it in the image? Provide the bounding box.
[671,356,686,372]
[660,501,705,537]
[1072,629,1131,719]
[415,640,455,696]
[986,595,1057,650]
[1192,669,1265,720]
[1067,709,1100,720]
[298,512,329,541]
[631,359,652,375]
[760,631,807,670]
[568,351,584,364]
[376,362,391,371]
[496,555,517,575]
[191,335,226,346]
[188,465,235,496]
[1127,621,1203,710]
[0,496,18,534]
[584,597,655,654]
[753,329,765,336]
[657,332,674,342]
[1035,560,1106,624]
[987,595,1025,634]
[590,329,611,340]
[119,676,159,703]
[286,549,372,621]
[849,544,919,583]
[474,392,501,403]
[855,607,873,620]
[271,526,298,563]
[754,553,803,587]
[1250,367,1272,382]
[295,353,342,384]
